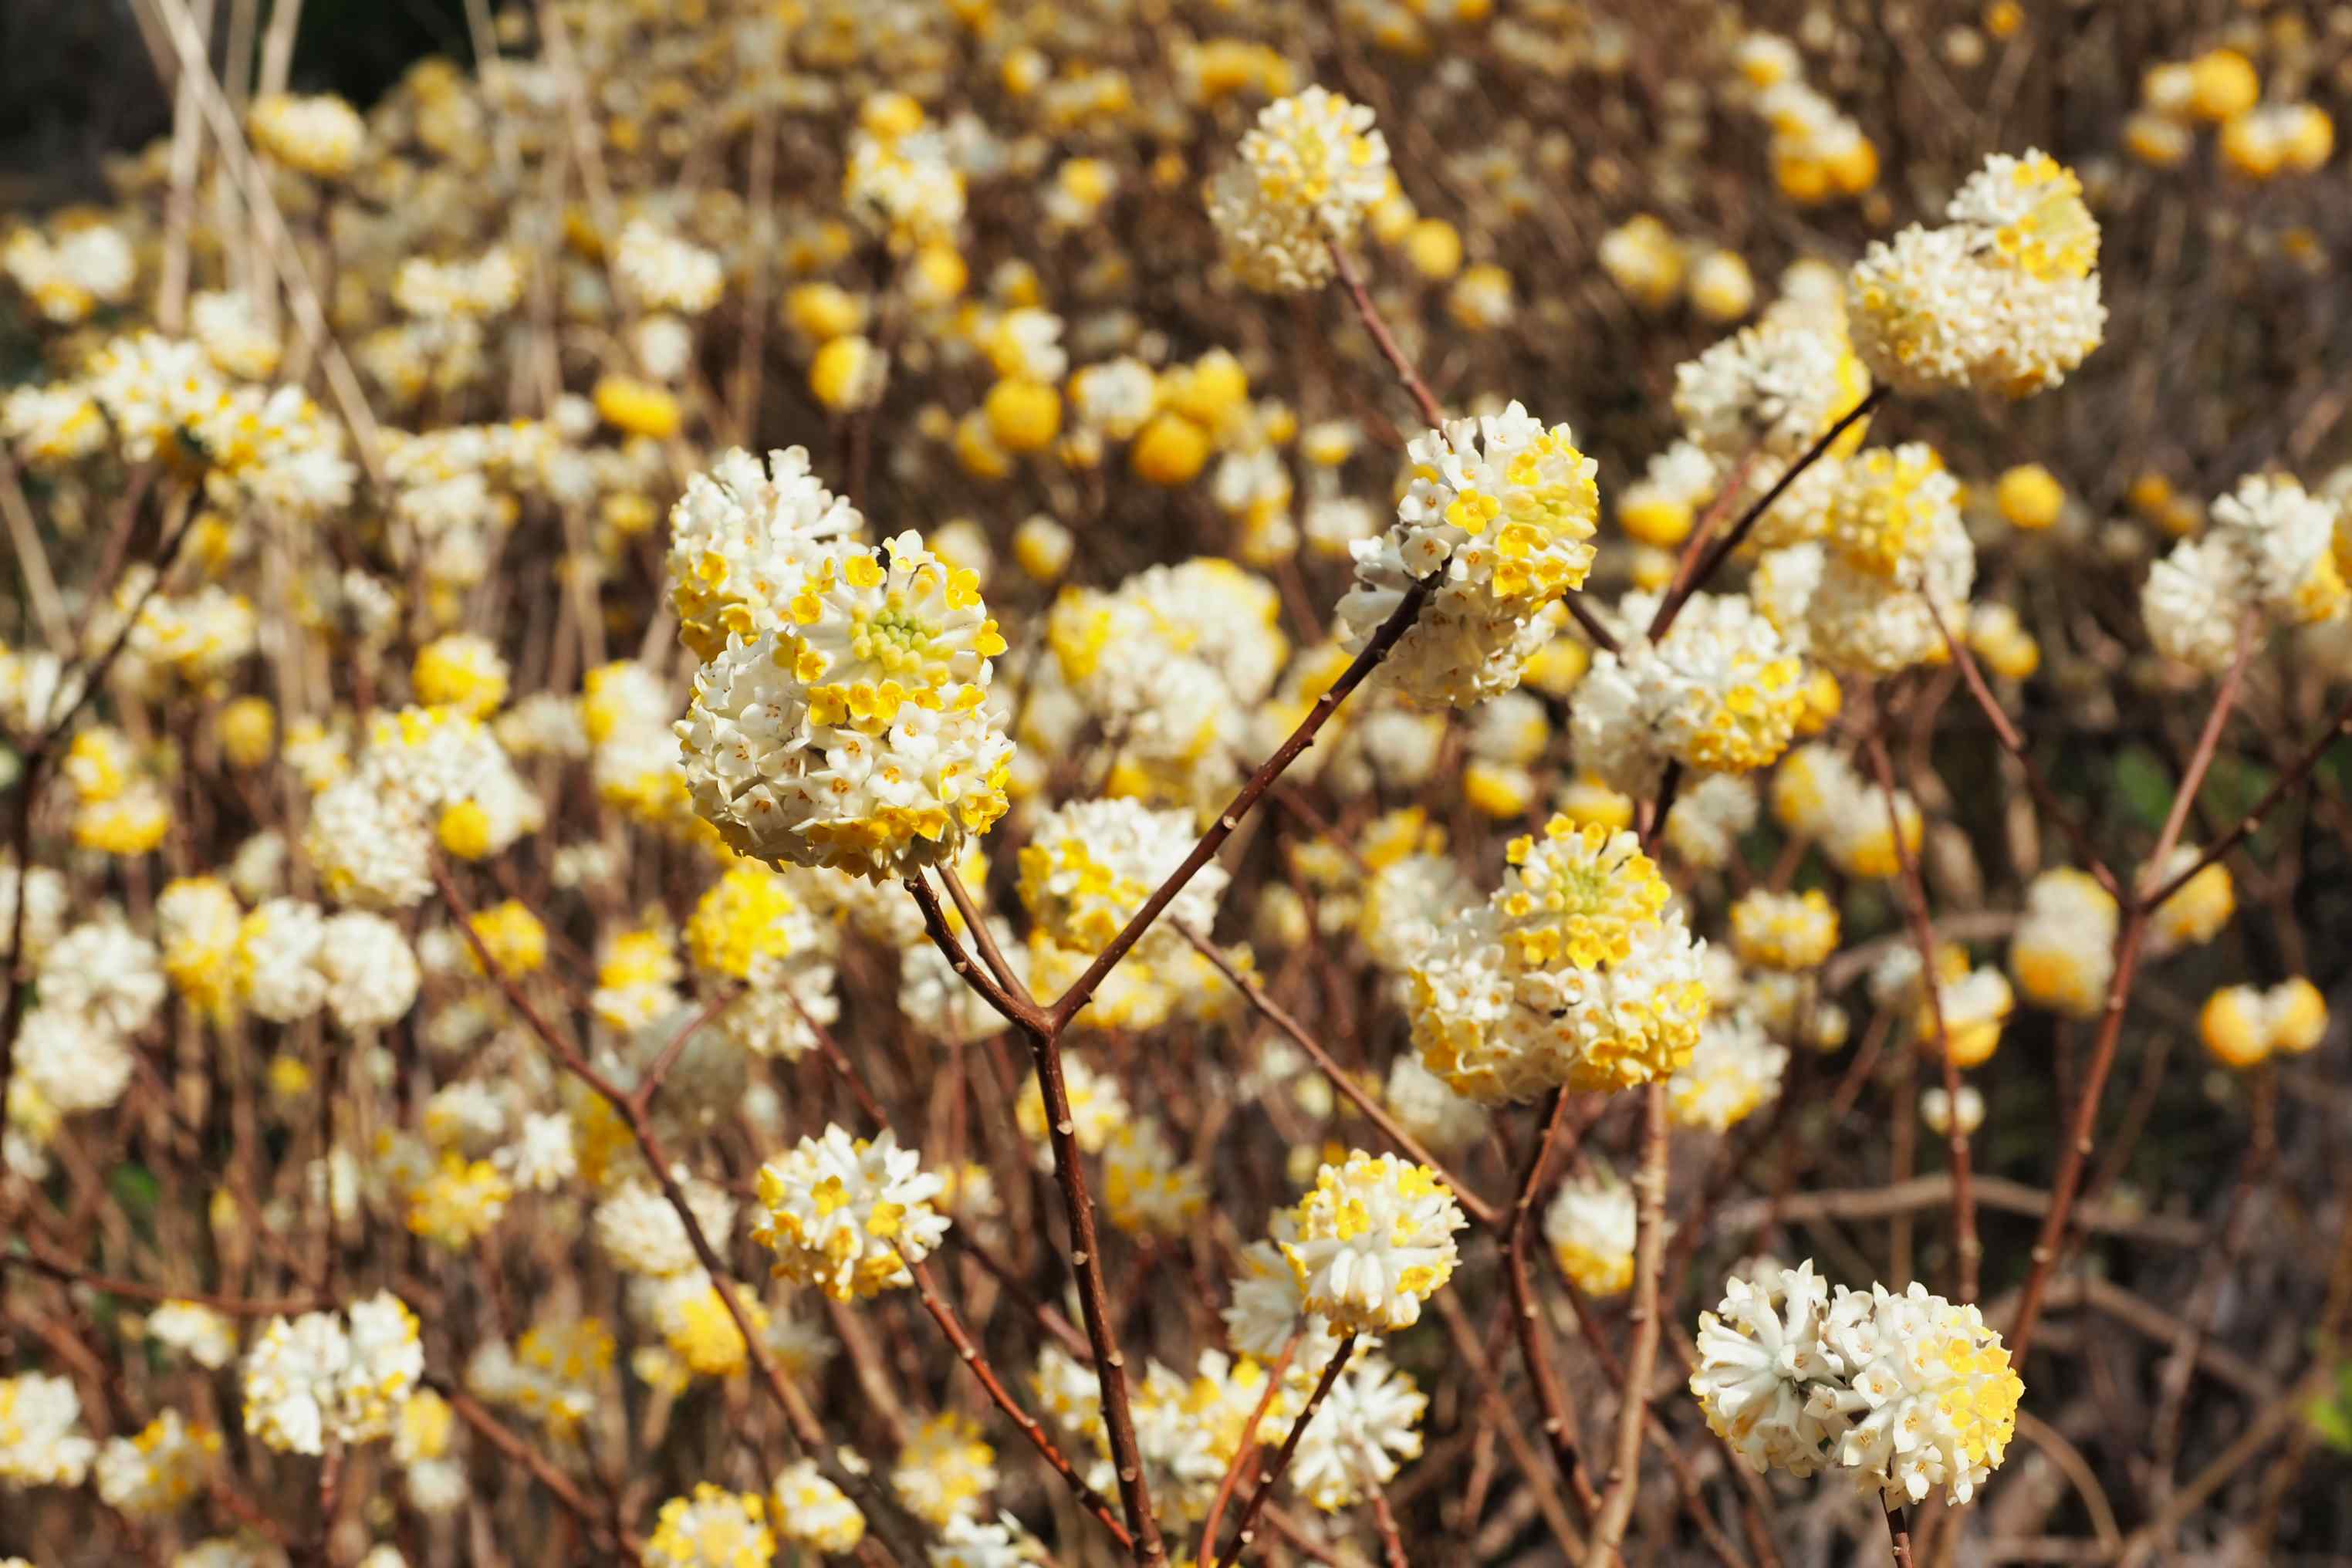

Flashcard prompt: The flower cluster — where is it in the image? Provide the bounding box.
[753,1127,951,1300]
[1848,150,2105,397]
[1410,817,1709,1100]
[1691,1262,2023,1505]
[1337,403,1600,708]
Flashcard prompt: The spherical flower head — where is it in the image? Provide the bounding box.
[1208,87,1388,292]
[248,93,366,179]
[1847,179,2104,400]
[893,1412,997,1528]
[1410,817,1709,1100]
[1674,316,1872,471]
[242,1293,422,1455]
[1282,1151,1466,1333]
[1827,444,1963,586]
[1817,1281,2023,1505]
[615,221,726,316]
[1807,512,1975,678]
[754,1126,949,1300]
[413,634,509,718]
[1927,968,2015,1067]
[2141,538,2248,676]
[843,125,965,252]
[645,1483,774,1568]
[678,536,1012,880]
[1690,1261,1842,1478]
[0,1371,96,1486]
[1494,817,1671,972]
[1947,151,2099,284]
[1279,1352,1427,1512]
[1651,593,1807,776]
[1337,403,1598,708]
[773,1458,865,1554]
[665,447,863,661]
[95,1410,220,1516]
[594,1178,737,1279]
[687,863,822,982]
[1545,1171,1638,1296]
[1729,888,1840,972]
[2009,867,2119,1019]
[1669,1011,1790,1133]
[319,911,421,1032]
[2202,977,2328,1067]
[2144,846,2234,956]
[1016,796,1225,960]
[2210,473,2346,626]
[1103,1118,1207,1238]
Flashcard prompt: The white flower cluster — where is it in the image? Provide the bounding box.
[1807,444,1976,675]
[1848,150,2105,398]
[1573,591,1807,793]
[666,446,865,661]
[2009,867,2119,1019]
[614,221,725,316]
[1337,402,1600,708]
[1411,818,1708,1101]
[2144,474,2344,674]
[1282,1151,1467,1333]
[676,527,1014,880]
[1016,796,1225,961]
[1207,87,1391,292]
[242,1293,424,1455]
[0,1372,97,1487]
[753,1126,951,1300]
[306,705,542,907]
[1691,1262,2023,1505]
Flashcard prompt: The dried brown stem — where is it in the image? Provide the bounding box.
[1861,717,1980,1299]
[1174,924,1500,1228]
[2006,612,2258,1364]
[1582,1083,1668,1567]
[1214,1334,1359,1568]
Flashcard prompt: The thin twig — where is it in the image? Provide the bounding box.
[1862,718,1980,1299]
[1214,1335,1360,1568]
[1648,387,1888,642]
[2006,612,2259,1364]
[1582,1083,1668,1567]
[1175,924,1499,1228]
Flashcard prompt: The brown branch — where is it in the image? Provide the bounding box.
[2141,683,2352,910]
[1861,718,1979,1300]
[1174,924,1500,1228]
[1195,1335,1299,1568]
[1647,386,1889,642]
[1214,1334,1359,1568]
[1501,1090,1603,1522]
[902,1254,1135,1551]
[2006,611,2259,1364]
[441,1384,641,1562]
[1326,243,1442,429]
[430,859,921,1567]
[1921,594,2119,901]
[938,863,1033,1006]
[1582,1083,1669,1566]
[1046,572,1435,1033]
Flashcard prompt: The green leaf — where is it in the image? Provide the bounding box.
[108,1162,161,1221]
[2110,745,2175,833]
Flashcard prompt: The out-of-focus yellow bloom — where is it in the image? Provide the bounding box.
[1130,411,1211,485]
[2186,49,2259,123]
[592,375,681,439]
[809,335,884,411]
[1995,463,2066,531]
[783,281,866,342]
[1404,218,1463,279]
[983,378,1062,452]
